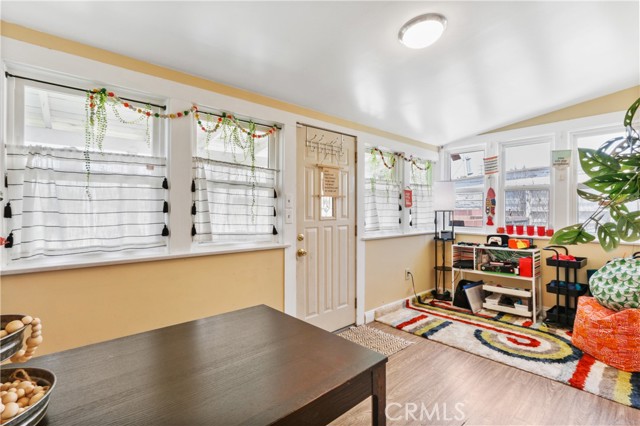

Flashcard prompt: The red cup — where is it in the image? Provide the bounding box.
[537,226,546,237]
[496,226,505,233]
[516,225,524,235]
[546,228,554,237]
[526,225,535,236]
[506,224,514,234]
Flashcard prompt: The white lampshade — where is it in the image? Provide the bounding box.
[433,181,456,211]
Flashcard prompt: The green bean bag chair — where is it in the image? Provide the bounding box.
[589,256,640,311]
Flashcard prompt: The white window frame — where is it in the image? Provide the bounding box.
[568,124,622,226]
[569,123,640,242]
[447,146,486,232]
[11,77,165,155]
[363,146,403,235]
[500,135,554,229]
[407,157,435,232]
[191,109,281,246]
[2,71,169,270]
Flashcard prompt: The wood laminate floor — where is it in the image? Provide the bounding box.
[332,322,640,426]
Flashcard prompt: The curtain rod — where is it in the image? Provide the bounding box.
[196,109,282,130]
[5,72,167,110]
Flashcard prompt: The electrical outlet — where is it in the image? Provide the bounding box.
[405,268,411,280]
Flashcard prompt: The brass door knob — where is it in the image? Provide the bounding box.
[297,248,308,257]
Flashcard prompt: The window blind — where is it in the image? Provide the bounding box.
[192,157,277,243]
[4,145,168,261]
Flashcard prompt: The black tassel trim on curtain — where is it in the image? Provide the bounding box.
[4,174,7,188]
[273,207,277,217]
[163,201,169,213]
[191,224,197,236]
[272,225,278,235]
[162,225,170,237]
[191,203,197,215]
[162,178,169,189]
[398,205,402,211]
[399,218,402,224]
[4,232,13,248]
[410,220,413,227]
[4,203,12,218]
[273,189,277,198]
[191,180,196,193]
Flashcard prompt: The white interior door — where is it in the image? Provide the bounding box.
[296,125,356,331]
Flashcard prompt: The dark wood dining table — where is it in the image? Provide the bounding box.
[20,304,387,425]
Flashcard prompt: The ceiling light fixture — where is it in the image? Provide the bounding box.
[398,13,447,49]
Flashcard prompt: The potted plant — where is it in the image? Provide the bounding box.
[551,97,640,251]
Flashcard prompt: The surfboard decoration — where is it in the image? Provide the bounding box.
[486,187,496,226]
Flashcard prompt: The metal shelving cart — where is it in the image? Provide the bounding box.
[543,245,589,327]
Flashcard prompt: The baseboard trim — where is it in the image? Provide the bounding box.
[364,288,435,324]
[364,291,552,325]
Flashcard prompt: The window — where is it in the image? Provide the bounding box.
[364,148,401,232]
[24,85,157,155]
[450,150,484,227]
[503,139,551,227]
[192,113,279,243]
[410,159,434,230]
[4,80,167,262]
[573,127,639,234]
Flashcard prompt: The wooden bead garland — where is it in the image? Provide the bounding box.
[0,369,50,423]
[0,316,43,363]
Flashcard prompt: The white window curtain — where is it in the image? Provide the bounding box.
[4,145,168,261]
[364,149,401,232]
[410,160,434,230]
[192,157,277,243]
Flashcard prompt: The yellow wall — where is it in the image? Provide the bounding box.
[455,234,639,308]
[487,85,640,133]
[1,250,284,356]
[365,236,435,311]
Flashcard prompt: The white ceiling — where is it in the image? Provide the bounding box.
[2,1,639,146]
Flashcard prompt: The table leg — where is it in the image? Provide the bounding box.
[372,364,386,426]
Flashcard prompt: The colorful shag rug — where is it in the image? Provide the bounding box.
[337,325,414,357]
[376,299,640,409]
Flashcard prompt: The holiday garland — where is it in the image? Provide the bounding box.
[369,147,432,171]
[194,111,278,218]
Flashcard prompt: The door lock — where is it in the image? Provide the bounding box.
[297,248,308,257]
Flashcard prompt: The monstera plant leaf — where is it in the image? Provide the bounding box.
[583,172,637,195]
[616,211,640,242]
[578,148,620,178]
[596,222,620,251]
[576,189,605,202]
[618,154,640,167]
[550,224,596,245]
[555,96,640,251]
[624,97,640,126]
[609,202,630,221]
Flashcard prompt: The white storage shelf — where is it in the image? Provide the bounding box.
[482,284,531,298]
[482,302,533,317]
[452,244,543,322]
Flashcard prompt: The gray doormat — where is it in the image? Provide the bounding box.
[337,325,414,357]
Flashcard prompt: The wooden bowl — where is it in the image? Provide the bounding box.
[0,315,28,362]
[0,367,56,426]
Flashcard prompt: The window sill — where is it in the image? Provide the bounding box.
[362,231,435,241]
[1,243,289,276]
[456,231,640,247]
